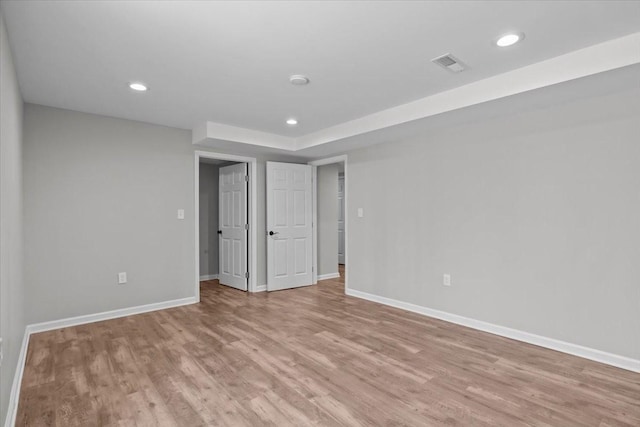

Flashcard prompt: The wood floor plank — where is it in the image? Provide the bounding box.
[16,266,640,426]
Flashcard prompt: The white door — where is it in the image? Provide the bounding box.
[266,162,313,291]
[218,163,248,291]
[338,174,345,264]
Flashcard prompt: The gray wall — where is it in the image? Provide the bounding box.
[23,104,303,325]
[199,163,219,277]
[0,11,24,423]
[317,164,338,276]
[346,87,640,360]
[24,104,196,323]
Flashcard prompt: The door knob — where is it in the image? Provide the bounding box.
[217,230,222,234]
[269,231,279,236]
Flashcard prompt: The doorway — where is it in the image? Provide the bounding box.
[309,155,348,292]
[264,159,347,292]
[200,160,248,290]
[194,151,258,300]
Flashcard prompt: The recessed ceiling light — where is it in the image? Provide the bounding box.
[286,118,298,125]
[496,33,524,47]
[128,82,148,91]
[289,75,310,86]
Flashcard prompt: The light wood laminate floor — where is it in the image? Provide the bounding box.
[17,270,640,426]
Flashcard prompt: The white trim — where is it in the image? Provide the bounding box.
[296,33,640,150]
[195,151,258,295]
[345,288,640,373]
[192,33,640,153]
[253,285,267,293]
[3,296,198,427]
[311,165,318,284]
[199,274,218,281]
[309,155,349,294]
[317,272,340,281]
[28,297,197,334]
[308,155,348,167]
[193,121,295,151]
[4,328,30,427]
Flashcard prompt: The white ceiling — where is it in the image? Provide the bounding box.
[295,63,640,158]
[2,1,639,152]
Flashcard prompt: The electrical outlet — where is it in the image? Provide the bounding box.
[443,274,451,286]
[118,272,127,284]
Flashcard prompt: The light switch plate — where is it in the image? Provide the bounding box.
[118,272,127,284]
[177,209,185,220]
[357,208,364,218]
[443,274,451,286]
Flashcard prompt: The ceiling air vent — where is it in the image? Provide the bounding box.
[431,53,466,73]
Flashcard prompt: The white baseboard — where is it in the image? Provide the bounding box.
[199,274,218,281]
[318,272,340,281]
[346,288,640,373]
[4,327,30,427]
[253,285,267,293]
[4,296,198,427]
[28,297,198,334]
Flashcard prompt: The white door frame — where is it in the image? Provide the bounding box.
[308,155,348,293]
[194,151,258,299]
[337,173,345,265]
